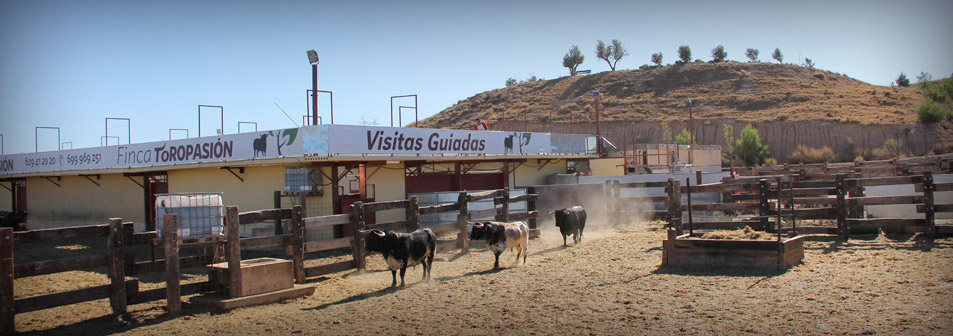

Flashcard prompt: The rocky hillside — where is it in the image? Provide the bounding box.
[418,62,949,159]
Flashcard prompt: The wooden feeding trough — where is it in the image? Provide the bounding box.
[200,257,314,310]
[661,229,804,270]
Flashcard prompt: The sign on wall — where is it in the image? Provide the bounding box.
[0,124,591,176]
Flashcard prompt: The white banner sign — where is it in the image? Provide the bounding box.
[326,125,553,155]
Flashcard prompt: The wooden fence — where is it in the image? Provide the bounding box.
[607,171,952,240]
[1,187,538,334]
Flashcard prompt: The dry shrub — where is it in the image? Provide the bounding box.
[700,226,776,240]
[789,145,836,163]
[870,147,893,160]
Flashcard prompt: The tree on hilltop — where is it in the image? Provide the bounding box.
[745,48,759,62]
[595,39,628,71]
[677,45,692,64]
[895,72,910,87]
[651,52,663,67]
[771,48,783,63]
[562,46,585,76]
[711,45,727,62]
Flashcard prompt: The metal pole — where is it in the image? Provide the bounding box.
[688,98,694,166]
[0,134,3,155]
[414,95,418,127]
[312,64,318,127]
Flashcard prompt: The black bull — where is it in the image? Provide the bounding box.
[553,206,587,246]
[361,228,436,288]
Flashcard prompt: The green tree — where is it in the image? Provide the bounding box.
[896,72,910,87]
[804,58,815,69]
[711,45,727,62]
[505,78,517,87]
[677,45,692,64]
[723,123,736,164]
[772,48,783,63]
[736,124,770,166]
[562,46,585,76]
[917,71,933,87]
[916,100,947,125]
[676,129,695,145]
[651,52,663,67]
[595,39,628,71]
[745,48,759,62]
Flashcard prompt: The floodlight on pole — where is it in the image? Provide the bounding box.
[308,50,319,127]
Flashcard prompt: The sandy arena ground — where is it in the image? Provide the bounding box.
[11,222,953,335]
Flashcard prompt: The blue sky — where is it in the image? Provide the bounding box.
[1,0,951,154]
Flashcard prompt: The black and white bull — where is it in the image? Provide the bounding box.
[360,228,436,288]
[553,206,587,246]
[469,221,529,269]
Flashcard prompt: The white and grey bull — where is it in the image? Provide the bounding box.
[469,221,529,269]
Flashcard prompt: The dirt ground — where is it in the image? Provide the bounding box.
[12,222,953,335]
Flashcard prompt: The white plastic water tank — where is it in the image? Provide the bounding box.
[155,193,224,238]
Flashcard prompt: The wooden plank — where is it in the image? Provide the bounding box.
[784,207,836,219]
[13,224,109,244]
[130,231,158,245]
[672,238,780,250]
[304,260,355,277]
[938,225,953,235]
[365,220,410,232]
[619,181,668,188]
[303,214,351,229]
[508,211,539,221]
[14,279,138,314]
[1,228,12,336]
[108,218,127,315]
[225,206,242,299]
[933,183,953,192]
[846,218,926,229]
[791,181,836,188]
[618,195,669,203]
[792,197,837,206]
[14,255,109,278]
[682,202,763,212]
[418,203,458,215]
[468,208,499,220]
[240,235,292,250]
[162,213,181,316]
[848,195,923,206]
[206,285,315,311]
[362,200,410,213]
[508,193,537,203]
[916,204,953,213]
[132,255,212,274]
[466,189,501,201]
[238,208,292,224]
[845,175,923,187]
[303,237,353,253]
[783,226,837,235]
[681,183,736,193]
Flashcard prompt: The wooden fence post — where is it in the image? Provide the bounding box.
[350,202,366,271]
[457,192,469,253]
[1,227,13,336]
[407,196,421,232]
[526,187,537,230]
[225,206,242,298]
[667,179,682,234]
[923,172,936,237]
[847,172,864,219]
[108,218,127,315]
[758,179,769,231]
[291,205,306,284]
[274,190,283,235]
[498,188,510,222]
[162,214,181,316]
[835,174,848,240]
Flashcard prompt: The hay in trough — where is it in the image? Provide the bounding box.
[700,225,776,240]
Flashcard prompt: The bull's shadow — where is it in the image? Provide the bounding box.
[302,285,403,312]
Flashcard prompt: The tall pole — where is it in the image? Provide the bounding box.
[688,98,694,166]
[593,90,602,156]
[312,64,318,127]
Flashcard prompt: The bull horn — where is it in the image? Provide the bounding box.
[372,230,385,237]
[471,222,485,228]
[357,229,373,235]
[547,210,555,215]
